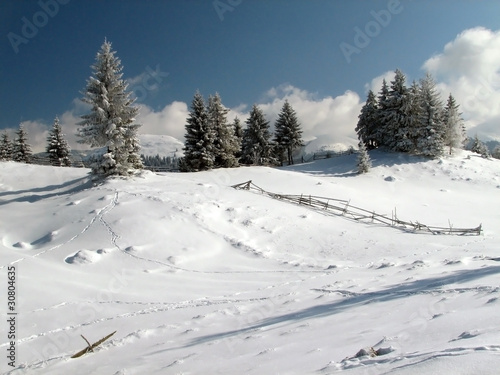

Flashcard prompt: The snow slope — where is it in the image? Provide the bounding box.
[138,134,184,157]
[1,150,499,374]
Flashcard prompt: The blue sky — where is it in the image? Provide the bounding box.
[1,0,500,151]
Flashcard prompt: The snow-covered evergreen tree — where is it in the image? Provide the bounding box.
[442,94,465,155]
[380,69,413,152]
[232,117,243,160]
[13,124,32,163]
[0,131,13,161]
[273,100,303,165]
[492,145,500,160]
[357,141,371,174]
[181,91,215,171]
[374,79,390,148]
[404,80,423,152]
[470,135,490,158]
[356,90,379,149]
[416,73,445,157]
[241,105,275,165]
[77,39,142,176]
[207,93,239,168]
[46,116,71,166]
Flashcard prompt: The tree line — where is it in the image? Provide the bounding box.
[141,154,179,170]
[356,69,467,158]
[180,92,304,172]
[0,118,72,166]
[3,44,500,176]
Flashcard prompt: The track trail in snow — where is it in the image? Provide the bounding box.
[0,191,119,270]
[105,188,337,275]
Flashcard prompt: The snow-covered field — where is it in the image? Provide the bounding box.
[1,150,499,374]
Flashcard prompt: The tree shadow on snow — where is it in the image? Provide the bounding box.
[0,176,93,205]
[185,266,500,348]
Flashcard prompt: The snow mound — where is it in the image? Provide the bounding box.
[64,249,108,264]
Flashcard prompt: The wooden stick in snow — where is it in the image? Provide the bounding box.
[71,331,117,359]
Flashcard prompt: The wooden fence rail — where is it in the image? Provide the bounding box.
[231,180,482,236]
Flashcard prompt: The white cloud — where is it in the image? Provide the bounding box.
[2,120,52,154]
[365,70,395,94]
[3,110,84,154]
[257,84,362,150]
[422,27,500,141]
[136,101,189,140]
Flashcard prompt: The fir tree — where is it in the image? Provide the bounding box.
[356,90,379,149]
[207,93,239,168]
[374,79,390,147]
[492,145,500,160]
[380,69,409,151]
[273,100,303,165]
[470,135,490,158]
[442,94,465,155]
[405,80,423,152]
[416,73,445,157]
[181,91,215,171]
[357,141,371,174]
[13,124,32,163]
[47,117,71,166]
[241,105,274,165]
[232,117,243,160]
[0,131,13,161]
[77,39,142,177]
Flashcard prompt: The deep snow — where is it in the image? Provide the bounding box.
[1,150,499,374]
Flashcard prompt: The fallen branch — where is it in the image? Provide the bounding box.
[71,331,116,358]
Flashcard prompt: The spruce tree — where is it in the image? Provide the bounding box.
[241,105,274,165]
[442,94,465,155]
[232,117,243,160]
[77,39,142,176]
[374,79,390,148]
[380,69,408,151]
[356,90,379,149]
[47,117,71,166]
[207,93,238,168]
[470,135,490,158]
[492,145,500,160]
[357,141,371,174]
[0,131,13,161]
[13,124,32,163]
[404,80,423,152]
[416,73,445,157]
[273,100,303,165]
[181,91,215,171]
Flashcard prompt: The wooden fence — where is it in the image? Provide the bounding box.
[30,155,86,168]
[29,156,178,172]
[231,180,482,236]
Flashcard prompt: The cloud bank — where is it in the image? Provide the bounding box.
[423,27,500,141]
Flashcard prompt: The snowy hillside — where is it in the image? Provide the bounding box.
[138,134,184,157]
[1,150,499,374]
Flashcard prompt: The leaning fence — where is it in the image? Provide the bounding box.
[231,180,482,236]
